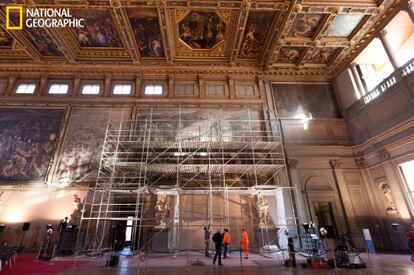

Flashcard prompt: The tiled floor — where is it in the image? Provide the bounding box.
[55,251,414,275]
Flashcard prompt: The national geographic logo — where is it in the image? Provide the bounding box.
[5,6,86,30]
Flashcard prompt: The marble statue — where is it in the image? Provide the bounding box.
[380,183,398,214]
[257,193,270,228]
[70,194,83,224]
[155,194,170,228]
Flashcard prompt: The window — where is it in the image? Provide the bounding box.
[144,84,163,95]
[16,83,36,94]
[401,160,414,204]
[113,84,132,95]
[82,84,101,95]
[176,84,194,96]
[49,84,69,94]
[238,85,254,96]
[207,84,225,96]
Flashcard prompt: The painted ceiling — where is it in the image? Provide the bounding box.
[0,0,405,78]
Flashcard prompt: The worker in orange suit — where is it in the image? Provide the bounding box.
[240,227,249,259]
[223,229,231,258]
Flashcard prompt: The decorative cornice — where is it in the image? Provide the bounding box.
[329,159,341,169]
[376,148,391,162]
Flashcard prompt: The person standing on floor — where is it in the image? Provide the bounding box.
[212,229,223,266]
[223,228,231,258]
[240,227,249,259]
[406,230,414,262]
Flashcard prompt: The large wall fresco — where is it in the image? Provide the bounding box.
[238,11,275,58]
[52,108,130,186]
[70,9,123,48]
[127,8,164,57]
[179,11,225,49]
[136,108,263,142]
[272,84,340,118]
[0,108,64,183]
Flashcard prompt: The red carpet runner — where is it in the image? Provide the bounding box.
[1,253,81,274]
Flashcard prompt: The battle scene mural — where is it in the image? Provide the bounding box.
[275,47,306,64]
[272,84,340,118]
[0,108,64,183]
[136,108,263,143]
[53,108,130,186]
[127,8,164,57]
[0,27,13,47]
[238,11,275,58]
[179,11,225,49]
[70,9,123,48]
[288,13,324,38]
[307,47,339,64]
[326,14,365,37]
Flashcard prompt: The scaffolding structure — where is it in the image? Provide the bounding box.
[75,107,298,255]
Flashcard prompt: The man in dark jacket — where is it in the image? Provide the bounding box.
[212,229,223,265]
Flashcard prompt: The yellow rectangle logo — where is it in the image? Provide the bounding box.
[6,6,23,30]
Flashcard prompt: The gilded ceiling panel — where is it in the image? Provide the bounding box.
[306,47,340,64]
[326,14,365,37]
[171,9,236,59]
[179,11,225,49]
[288,13,325,38]
[0,27,13,48]
[25,28,64,56]
[70,9,123,48]
[127,8,165,58]
[238,11,276,59]
[275,47,307,64]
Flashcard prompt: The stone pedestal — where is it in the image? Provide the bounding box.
[150,228,169,252]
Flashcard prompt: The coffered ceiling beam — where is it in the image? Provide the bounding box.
[229,0,250,63]
[261,2,300,68]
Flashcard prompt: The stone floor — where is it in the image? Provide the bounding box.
[54,251,414,275]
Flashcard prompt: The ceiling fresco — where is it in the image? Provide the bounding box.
[275,47,307,64]
[127,8,164,58]
[25,28,64,56]
[326,14,366,37]
[238,11,275,58]
[0,0,404,78]
[288,13,325,38]
[179,11,225,49]
[307,47,340,64]
[70,9,123,48]
[0,27,13,48]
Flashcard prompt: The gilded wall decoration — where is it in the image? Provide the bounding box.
[275,47,306,64]
[0,108,64,183]
[272,83,340,118]
[307,47,339,64]
[0,27,13,48]
[127,8,164,57]
[238,11,275,58]
[53,108,130,186]
[326,14,365,37]
[288,13,324,38]
[70,9,123,48]
[179,11,225,49]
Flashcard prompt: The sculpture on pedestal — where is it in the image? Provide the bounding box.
[155,194,170,228]
[380,183,398,214]
[70,194,83,225]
